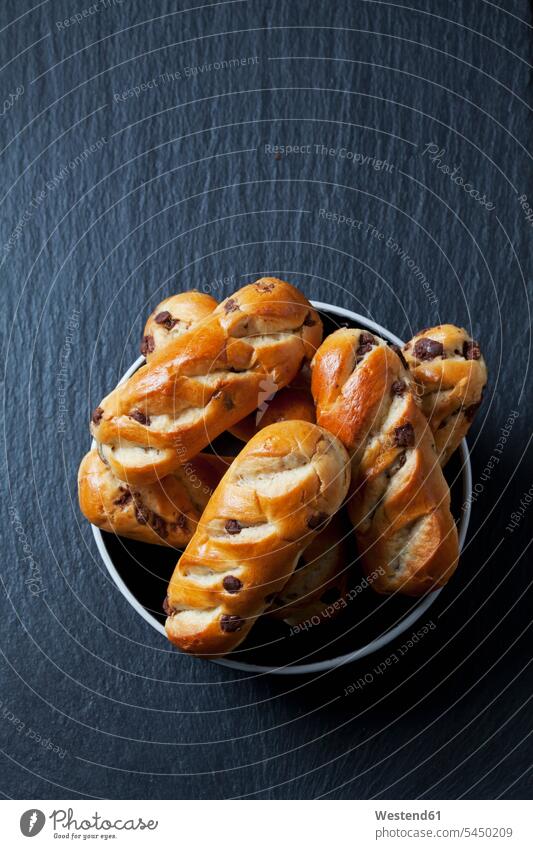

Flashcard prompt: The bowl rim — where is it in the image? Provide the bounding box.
[91,300,472,676]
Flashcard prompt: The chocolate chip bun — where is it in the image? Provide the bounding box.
[403,325,488,465]
[311,328,412,472]
[91,279,322,486]
[140,291,218,359]
[164,421,351,656]
[312,328,459,596]
[78,449,227,547]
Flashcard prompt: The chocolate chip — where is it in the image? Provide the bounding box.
[114,488,132,507]
[91,406,104,425]
[303,312,317,326]
[356,331,376,359]
[130,409,151,426]
[140,335,155,356]
[255,282,275,292]
[388,342,408,369]
[356,342,373,359]
[224,298,240,312]
[393,423,415,447]
[162,596,172,616]
[223,575,243,594]
[225,519,242,534]
[307,512,329,530]
[463,340,481,360]
[154,310,178,330]
[150,514,168,538]
[390,451,407,473]
[321,586,341,604]
[220,614,244,633]
[391,379,407,396]
[464,402,481,421]
[413,337,444,360]
[224,395,235,411]
[173,513,188,530]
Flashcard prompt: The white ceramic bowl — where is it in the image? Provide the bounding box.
[91,302,472,675]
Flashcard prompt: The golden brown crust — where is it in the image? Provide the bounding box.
[403,325,488,465]
[312,328,459,596]
[141,292,316,443]
[164,421,351,656]
[78,449,227,548]
[140,292,218,359]
[91,279,322,486]
[348,393,459,595]
[268,513,349,626]
[311,328,410,468]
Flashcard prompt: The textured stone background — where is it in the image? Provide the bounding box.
[0,0,531,799]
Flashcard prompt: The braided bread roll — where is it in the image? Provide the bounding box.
[91,279,322,486]
[140,291,218,358]
[164,421,351,655]
[403,325,487,466]
[312,328,459,596]
[140,291,315,442]
[311,329,410,469]
[268,513,349,626]
[78,449,227,547]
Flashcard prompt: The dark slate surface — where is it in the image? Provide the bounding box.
[1,0,531,800]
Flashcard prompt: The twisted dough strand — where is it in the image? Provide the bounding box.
[403,324,488,466]
[78,449,228,548]
[312,328,459,596]
[165,421,351,655]
[91,279,322,485]
[140,291,218,359]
